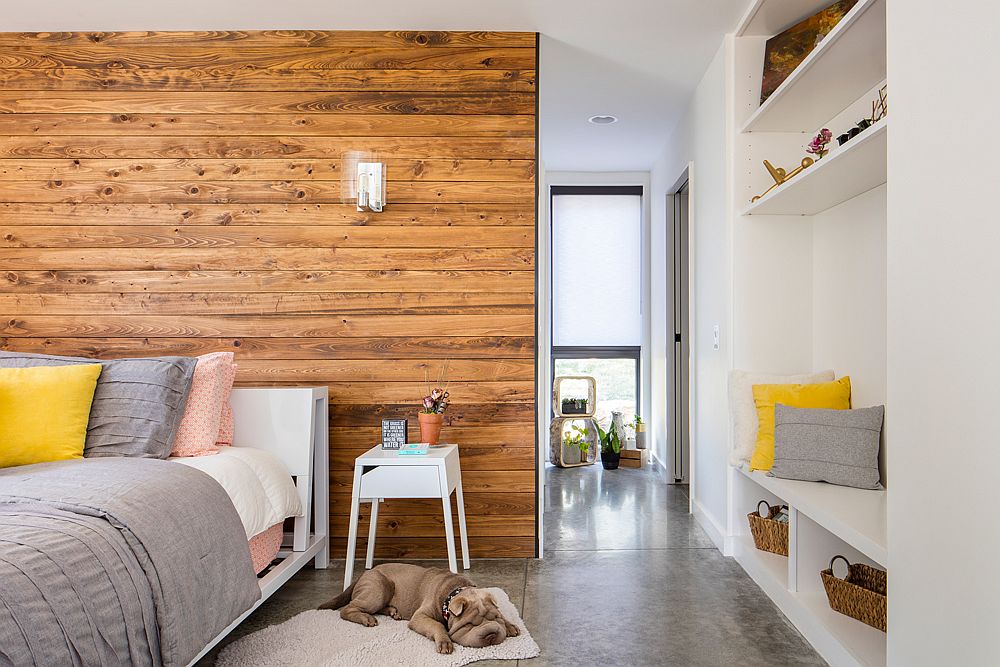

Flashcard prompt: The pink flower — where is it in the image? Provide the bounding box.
[422,396,435,409]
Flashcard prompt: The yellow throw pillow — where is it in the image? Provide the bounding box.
[749,376,851,471]
[0,364,102,468]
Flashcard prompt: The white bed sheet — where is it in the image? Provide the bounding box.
[170,447,302,539]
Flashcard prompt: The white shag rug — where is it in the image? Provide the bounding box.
[217,587,540,667]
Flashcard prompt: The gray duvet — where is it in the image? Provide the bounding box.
[0,457,261,667]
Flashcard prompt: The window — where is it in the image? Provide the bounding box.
[551,186,643,422]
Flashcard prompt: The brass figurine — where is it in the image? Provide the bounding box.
[751,157,815,202]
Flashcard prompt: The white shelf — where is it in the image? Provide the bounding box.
[739,467,887,566]
[798,592,887,667]
[734,534,885,667]
[734,535,788,588]
[741,0,886,133]
[742,119,887,216]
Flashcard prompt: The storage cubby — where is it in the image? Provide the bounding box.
[728,2,888,662]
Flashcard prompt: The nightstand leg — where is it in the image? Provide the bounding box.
[344,466,363,589]
[455,482,471,570]
[365,498,379,570]
[440,483,458,574]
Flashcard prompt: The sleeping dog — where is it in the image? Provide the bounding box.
[319,563,519,654]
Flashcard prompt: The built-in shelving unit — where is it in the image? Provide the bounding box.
[743,119,887,216]
[729,0,889,663]
[740,0,886,133]
[739,468,886,565]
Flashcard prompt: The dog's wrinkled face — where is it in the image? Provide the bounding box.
[446,590,509,647]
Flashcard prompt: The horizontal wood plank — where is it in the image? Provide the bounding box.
[327,403,534,427]
[0,136,534,160]
[0,247,534,270]
[0,314,534,338]
[0,180,533,205]
[0,336,534,360]
[331,446,534,470]
[329,493,535,517]
[0,225,533,248]
[329,513,534,538]
[332,469,534,493]
[0,46,536,71]
[0,115,534,138]
[0,69,535,93]
[232,359,535,383]
[330,424,534,448]
[0,270,535,293]
[0,203,534,226]
[327,536,534,559]
[0,31,537,49]
[0,91,534,115]
[0,158,535,181]
[0,292,533,315]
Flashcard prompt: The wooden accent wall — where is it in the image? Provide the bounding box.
[0,31,537,558]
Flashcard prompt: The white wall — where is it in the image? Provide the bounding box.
[650,40,730,539]
[812,185,888,478]
[886,3,1000,664]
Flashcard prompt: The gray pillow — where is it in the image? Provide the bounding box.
[0,351,196,459]
[771,404,884,489]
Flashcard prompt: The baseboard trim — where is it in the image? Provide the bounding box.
[692,499,729,554]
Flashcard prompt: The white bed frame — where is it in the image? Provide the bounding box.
[188,387,330,665]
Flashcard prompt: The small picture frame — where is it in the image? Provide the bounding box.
[381,419,408,450]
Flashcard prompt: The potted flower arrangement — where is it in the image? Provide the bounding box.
[806,128,833,159]
[596,419,623,470]
[419,362,450,445]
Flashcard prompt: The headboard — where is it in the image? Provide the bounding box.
[229,386,326,477]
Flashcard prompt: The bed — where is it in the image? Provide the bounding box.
[0,386,329,667]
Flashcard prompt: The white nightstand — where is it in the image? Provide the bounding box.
[343,444,470,589]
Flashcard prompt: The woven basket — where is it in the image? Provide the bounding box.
[747,500,789,557]
[820,555,887,632]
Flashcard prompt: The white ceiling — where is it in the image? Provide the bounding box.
[1,0,748,172]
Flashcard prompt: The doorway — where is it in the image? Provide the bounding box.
[667,170,692,491]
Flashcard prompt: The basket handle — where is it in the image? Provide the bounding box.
[829,554,851,579]
[756,500,771,517]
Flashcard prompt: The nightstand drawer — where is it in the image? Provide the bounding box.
[359,464,440,498]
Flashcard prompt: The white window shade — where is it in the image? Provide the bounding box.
[552,193,641,346]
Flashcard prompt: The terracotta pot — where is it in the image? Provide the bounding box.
[418,412,444,445]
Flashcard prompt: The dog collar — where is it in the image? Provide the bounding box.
[442,586,471,621]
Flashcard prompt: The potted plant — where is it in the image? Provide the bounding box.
[562,423,591,464]
[632,415,647,450]
[560,397,588,415]
[419,361,450,445]
[596,420,623,470]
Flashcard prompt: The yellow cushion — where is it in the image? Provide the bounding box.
[0,364,102,468]
[749,376,852,471]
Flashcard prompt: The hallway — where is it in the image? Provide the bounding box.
[535,463,825,665]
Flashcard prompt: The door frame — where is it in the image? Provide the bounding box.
[666,163,695,511]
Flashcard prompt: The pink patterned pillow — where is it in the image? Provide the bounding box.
[170,352,235,457]
[216,364,237,446]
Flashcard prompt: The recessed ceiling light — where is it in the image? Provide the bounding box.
[588,115,618,125]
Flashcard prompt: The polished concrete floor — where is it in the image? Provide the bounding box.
[200,463,825,666]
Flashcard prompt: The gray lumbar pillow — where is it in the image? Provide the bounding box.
[771,404,884,489]
[0,351,197,459]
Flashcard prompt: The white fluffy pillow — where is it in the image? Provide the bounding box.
[728,369,835,465]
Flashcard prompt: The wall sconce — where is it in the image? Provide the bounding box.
[343,152,386,213]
